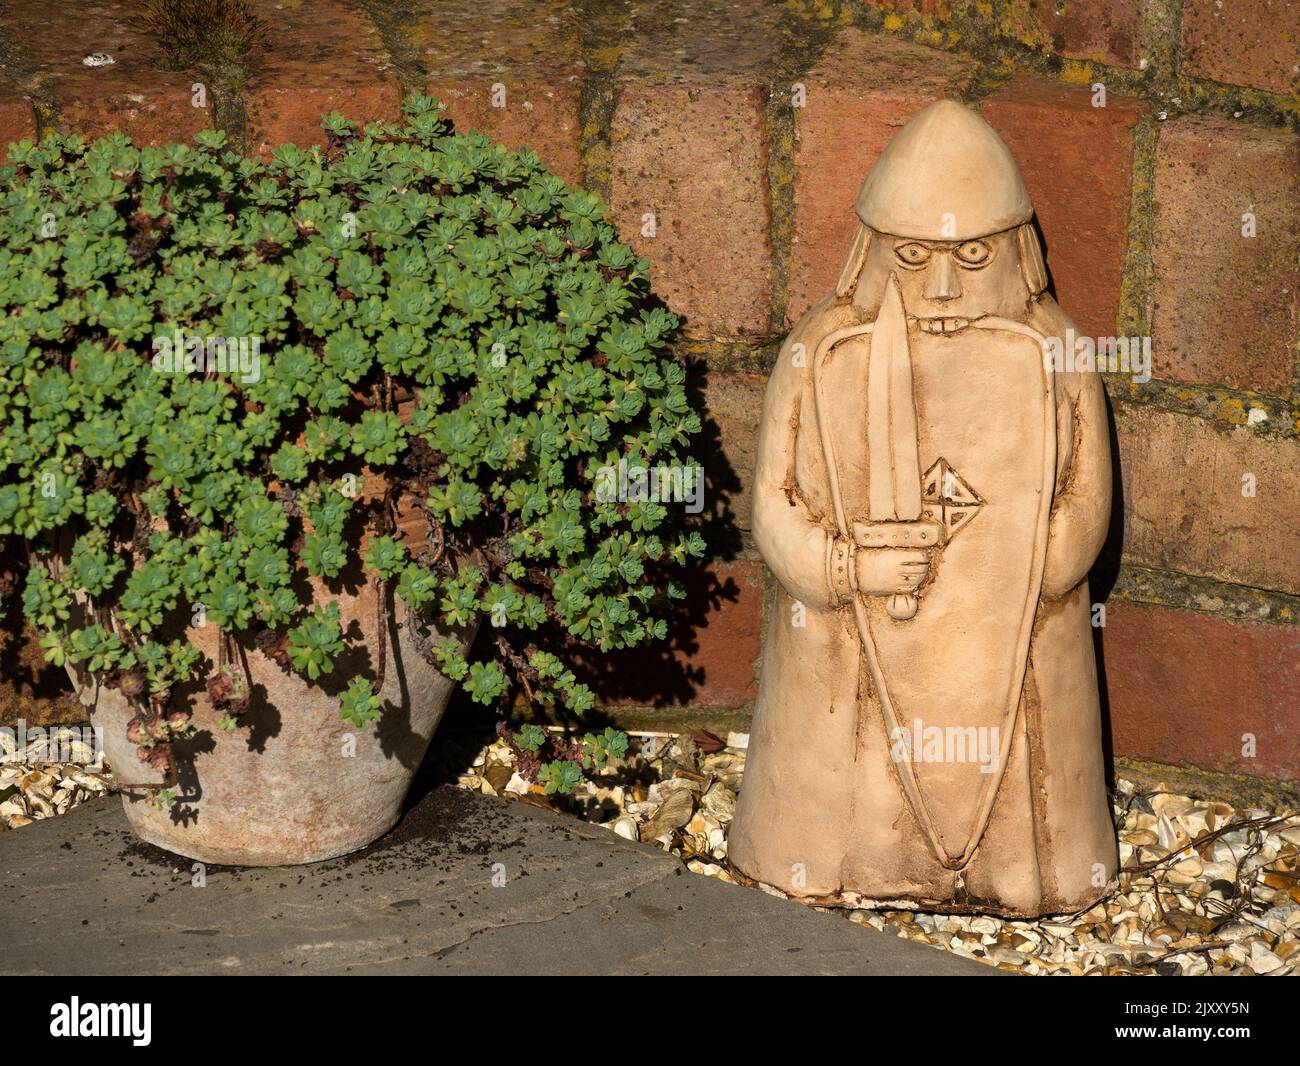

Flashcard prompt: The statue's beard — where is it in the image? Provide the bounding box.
[914,315,974,335]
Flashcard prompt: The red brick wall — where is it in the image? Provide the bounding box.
[1,1,1296,781]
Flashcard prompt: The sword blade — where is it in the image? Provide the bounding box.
[867,273,922,522]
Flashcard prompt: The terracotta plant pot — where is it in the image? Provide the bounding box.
[67,579,473,867]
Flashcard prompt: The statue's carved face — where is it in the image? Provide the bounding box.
[852,227,1030,331]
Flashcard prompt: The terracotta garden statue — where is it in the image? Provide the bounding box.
[729,100,1117,917]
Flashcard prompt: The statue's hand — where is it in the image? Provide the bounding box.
[855,548,930,597]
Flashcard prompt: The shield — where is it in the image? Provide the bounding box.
[813,318,1055,869]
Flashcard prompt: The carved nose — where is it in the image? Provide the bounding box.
[924,253,962,302]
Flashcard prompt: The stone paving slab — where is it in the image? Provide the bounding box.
[0,786,992,976]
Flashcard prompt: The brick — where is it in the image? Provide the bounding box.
[789,31,976,322]
[1180,0,1300,95]
[0,93,37,162]
[608,1,785,339]
[585,561,764,710]
[672,560,763,709]
[981,78,1145,339]
[703,371,765,533]
[1005,0,1142,68]
[611,87,771,339]
[1115,403,1300,597]
[1103,602,1300,780]
[1151,115,1299,394]
[416,0,583,185]
[0,1,208,145]
[245,0,402,155]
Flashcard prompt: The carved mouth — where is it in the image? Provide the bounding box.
[916,316,971,335]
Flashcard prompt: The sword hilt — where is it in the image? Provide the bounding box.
[852,517,944,620]
[886,592,919,621]
[852,517,944,549]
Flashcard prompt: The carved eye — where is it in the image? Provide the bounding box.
[954,240,992,268]
[894,243,931,268]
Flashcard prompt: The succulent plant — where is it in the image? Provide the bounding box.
[0,95,703,797]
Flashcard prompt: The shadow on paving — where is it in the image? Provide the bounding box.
[0,787,994,976]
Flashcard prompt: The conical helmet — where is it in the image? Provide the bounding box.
[855,100,1033,241]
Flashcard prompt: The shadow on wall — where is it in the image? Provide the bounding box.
[1034,216,1129,791]
[538,354,744,711]
[1089,387,1127,791]
[426,353,744,789]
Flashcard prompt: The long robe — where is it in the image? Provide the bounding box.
[728,293,1117,917]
